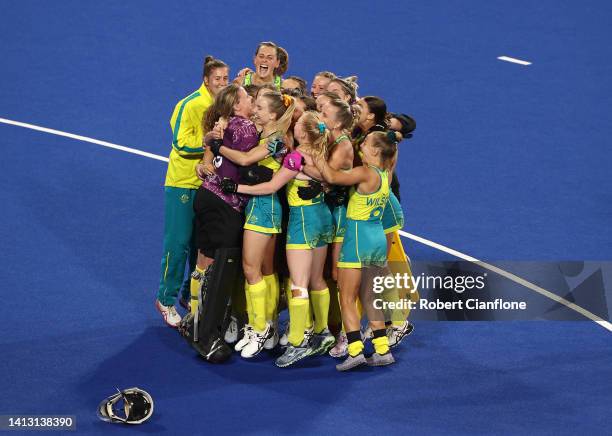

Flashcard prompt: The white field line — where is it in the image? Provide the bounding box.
[399,230,612,332]
[2,117,610,333]
[497,55,532,66]
[0,117,169,162]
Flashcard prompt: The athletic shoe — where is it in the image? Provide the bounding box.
[224,316,238,343]
[240,323,272,358]
[155,300,181,328]
[178,296,191,312]
[329,331,348,358]
[388,320,414,348]
[336,353,367,371]
[303,328,314,344]
[275,334,315,368]
[310,328,336,356]
[366,352,395,367]
[235,325,254,352]
[279,321,290,346]
[263,321,279,350]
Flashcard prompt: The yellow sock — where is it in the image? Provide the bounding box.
[306,296,314,331]
[288,297,309,346]
[190,266,205,315]
[382,286,405,327]
[310,288,330,333]
[263,273,279,322]
[284,277,292,310]
[372,336,390,355]
[247,279,267,332]
[347,340,364,357]
[327,280,342,331]
[244,280,254,325]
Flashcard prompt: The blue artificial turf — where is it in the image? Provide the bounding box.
[1,1,611,434]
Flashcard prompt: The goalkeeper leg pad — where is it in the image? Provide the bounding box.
[180,247,243,363]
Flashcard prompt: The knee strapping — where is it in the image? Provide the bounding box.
[291,285,308,299]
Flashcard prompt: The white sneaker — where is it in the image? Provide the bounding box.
[155,300,181,328]
[366,351,395,367]
[279,321,290,346]
[224,316,238,343]
[336,353,366,371]
[388,320,414,348]
[329,331,348,358]
[235,325,254,352]
[241,323,272,358]
[264,320,279,350]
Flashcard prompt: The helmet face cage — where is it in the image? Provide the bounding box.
[97,387,154,425]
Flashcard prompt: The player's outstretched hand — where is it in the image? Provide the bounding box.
[326,186,348,206]
[196,162,215,180]
[233,67,253,84]
[267,138,286,157]
[211,118,227,140]
[240,165,274,185]
[221,178,238,194]
[209,139,223,156]
[297,180,323,200]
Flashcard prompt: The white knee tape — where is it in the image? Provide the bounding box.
[291,285,309,299]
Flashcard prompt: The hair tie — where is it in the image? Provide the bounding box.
[386,130,398,143]
[282,94,293,107]
[317,122,326,134]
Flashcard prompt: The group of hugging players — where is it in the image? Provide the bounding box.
[155,41,417,371]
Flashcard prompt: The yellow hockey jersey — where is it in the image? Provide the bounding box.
[164,83,213,188]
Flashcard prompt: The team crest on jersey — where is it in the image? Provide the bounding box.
[371,206,384,219]
[213,155,223,168]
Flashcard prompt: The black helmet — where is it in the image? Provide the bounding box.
[97,387,154,424]
[389,113,416,138]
